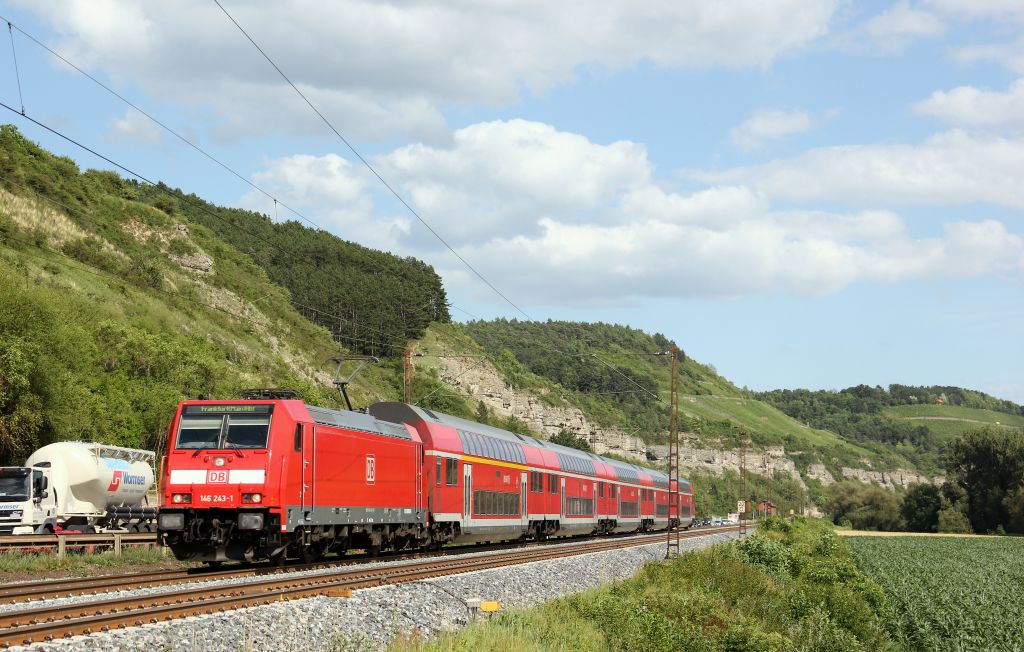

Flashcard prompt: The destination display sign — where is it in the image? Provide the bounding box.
[183,404,272,415]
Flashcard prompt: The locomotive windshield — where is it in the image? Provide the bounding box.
[175,404,273,450]
[0,469,30,501]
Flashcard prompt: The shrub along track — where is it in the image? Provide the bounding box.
[0,526,739,647]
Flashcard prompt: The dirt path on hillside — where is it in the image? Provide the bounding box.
[838,530,1002,539]
[894,416,1016,425]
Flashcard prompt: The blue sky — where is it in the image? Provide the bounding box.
[0,1,1021,401]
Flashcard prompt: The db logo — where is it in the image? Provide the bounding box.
[365,455,376,485]
[207,470,228,484]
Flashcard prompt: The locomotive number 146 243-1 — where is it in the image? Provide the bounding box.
[198,493,234,504]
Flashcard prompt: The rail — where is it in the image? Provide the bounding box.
[0,533,160,558]
[0,527,744,646]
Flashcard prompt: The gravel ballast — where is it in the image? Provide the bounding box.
[13,529,747,652]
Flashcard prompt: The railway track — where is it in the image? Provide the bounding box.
[0,526,740,647]
[0,525,732,605]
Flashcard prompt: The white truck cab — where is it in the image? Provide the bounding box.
[0,466,56,534]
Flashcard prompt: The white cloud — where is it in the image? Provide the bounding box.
[377,120,651,246]
[925,0,1024,73]
[952,39,1024,75]
[831,1,944,55]
[106,109,162,144]
[239,153,411,249]
[914,78,1024,129]
[730,108,813,150]
[697,130,1024,208]
[861,1,945,53]
[923,0,1024,22]
[20,0,839,142]
[246,120,1024,304]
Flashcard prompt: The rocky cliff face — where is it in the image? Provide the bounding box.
[433,354,934,491]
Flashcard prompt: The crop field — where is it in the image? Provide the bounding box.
[883,404,1024,441]
[848,536,1024,651]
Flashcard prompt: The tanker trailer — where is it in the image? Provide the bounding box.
[0,442,156,534]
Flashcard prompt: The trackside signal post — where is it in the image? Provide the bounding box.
[666,347,680,559]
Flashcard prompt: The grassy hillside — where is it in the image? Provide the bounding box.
[884,404,1024,441]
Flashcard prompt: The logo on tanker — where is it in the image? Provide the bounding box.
[207,470,228,484]
[365,455,376,485]
[106,470,147,492]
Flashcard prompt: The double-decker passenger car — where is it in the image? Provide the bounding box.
[158,397,694,563]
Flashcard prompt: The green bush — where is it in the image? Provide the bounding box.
[735,533,793,579]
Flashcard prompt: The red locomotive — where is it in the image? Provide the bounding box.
[157,396,694,563]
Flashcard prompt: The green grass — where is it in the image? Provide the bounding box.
[682,395,857,448]
[848,536,1024,650]
[0,547,182,574]
[883,404,1024,441]
[383,519,893,652]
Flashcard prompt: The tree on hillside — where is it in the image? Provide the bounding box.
[550,429,593,452]
[945,427,1024,534]
[474,401,491,425]
[901,483,941,533]
[826,481,904,531]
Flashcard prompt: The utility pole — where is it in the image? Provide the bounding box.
[740,429,747,536]
[666,347,680,559]
[403,347,413,403]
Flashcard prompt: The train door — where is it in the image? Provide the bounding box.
[301,424,314,521]
[561,477,566,518]
[463,462,472,528]
[520,471,528,528]
[415,444,423,513]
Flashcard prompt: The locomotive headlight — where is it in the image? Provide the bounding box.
[214,457,226,467]
[238,513,264,530]
[158,513,185,531]
[242,493,263,504]
[171,493,192,504]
